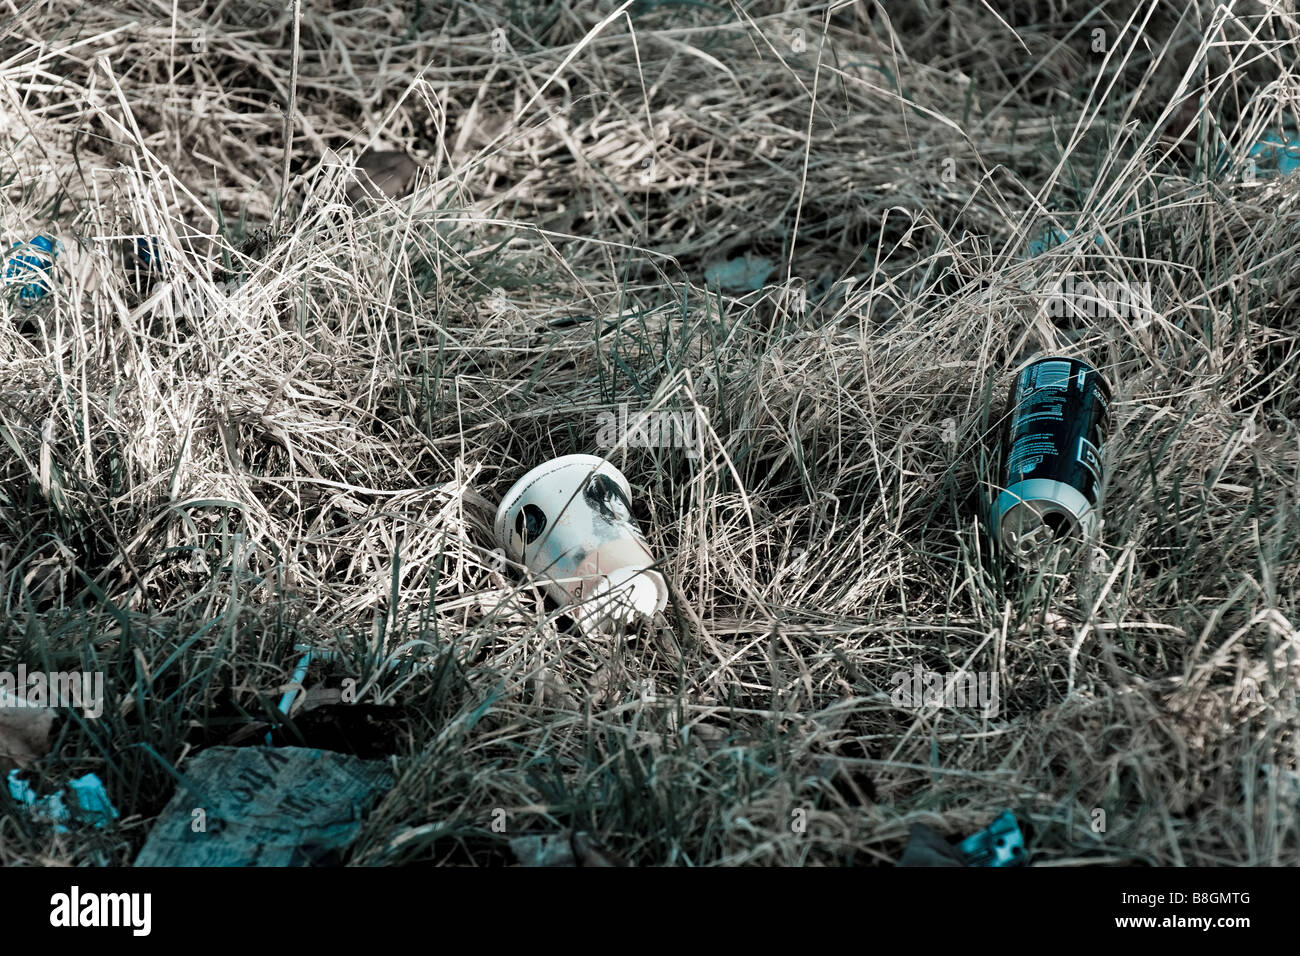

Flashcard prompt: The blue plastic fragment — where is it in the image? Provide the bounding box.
[4,235,58,303]
[1215,130,1300,180]
[1026,227,1071,257]
[703,254,776,292]
[1025,227,1105,259]
[266,649,314,744]
[134,236,164,270]
[957,809,1025,866]
[7,769,118,832]
[66,773,120,827]
[1247,130,1300,177]
[8,769,61,817]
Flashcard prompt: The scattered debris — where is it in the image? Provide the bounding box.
[703,253,775,292]
[277,650,314,715]
[1247,130,1300,177]
[1026,227,1071,257]
[133,236,163,271]
[509,833,575,867]
[509,830,628,867]
[958,810,1026,866]
[897,811,1026,867]
[494,455,668,634]
[133,746,392,866]
[4,235,59,303]
[266,649,314,744]
[1024,227,1104,258]
[7,770,119,832]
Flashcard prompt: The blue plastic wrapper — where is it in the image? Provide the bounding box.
[1211,130,1300,180]
[958,809,1025,866]
[1025,227,1105,258]
[703,253,775,292]
[4,235,59,303]
[134,236,163,270]
[7,769,119,832]
[1248,130,1300,177]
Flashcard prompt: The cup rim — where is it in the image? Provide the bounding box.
[492,454,632,547]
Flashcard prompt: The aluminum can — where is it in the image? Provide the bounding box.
[992,356,1111,563]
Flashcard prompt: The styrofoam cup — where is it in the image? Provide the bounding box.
[494,455,668,633]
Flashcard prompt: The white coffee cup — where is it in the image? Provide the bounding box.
[494,455,668,633]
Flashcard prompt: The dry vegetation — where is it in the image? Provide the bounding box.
[1,0,1299,865]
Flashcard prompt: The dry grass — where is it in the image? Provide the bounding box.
[1,0,1298,865]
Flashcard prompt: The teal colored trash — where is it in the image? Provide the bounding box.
[1024,227,1105,259]
[265,649,314,744]
[7,770,119,832]
[4,235,59,303]
[134,236,163,270]
[1026,227,1072,257]
[133,746,392,866]
[958,809,1025,866]
[703,253,775,292]
[67,773,119,826]
[1248,130,1300,176]
[897,810,1026,867]
[129,236,166,279]
[1217,130,1300,180]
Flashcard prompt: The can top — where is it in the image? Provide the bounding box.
[1010,353,1112,399]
